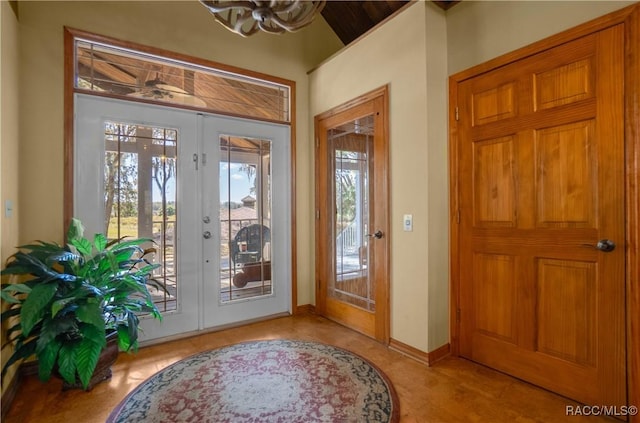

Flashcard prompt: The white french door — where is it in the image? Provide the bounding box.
[74,95,291,342]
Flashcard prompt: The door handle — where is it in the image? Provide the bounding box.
[203,231,212,239]
[366,230,383,239]
[582,239,616,252]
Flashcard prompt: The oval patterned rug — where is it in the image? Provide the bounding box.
[107,339,400,423]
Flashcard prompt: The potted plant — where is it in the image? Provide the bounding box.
[1,218,163,390]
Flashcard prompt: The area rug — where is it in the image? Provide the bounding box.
[107,339,400,423]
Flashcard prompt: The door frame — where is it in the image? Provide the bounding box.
[448,3,639,418]
[63,27,300,316]
[314,85,391,343]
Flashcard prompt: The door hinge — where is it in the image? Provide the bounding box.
[193,153,199,170]
[316,209,320,220]
[455,107,459,121]
[456,209,460,224]
[315,137,319,148]
[457,308,461,323]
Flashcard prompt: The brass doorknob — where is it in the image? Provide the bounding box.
[583,239,616,252]
[366,230,383,239]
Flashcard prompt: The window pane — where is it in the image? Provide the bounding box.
[219,136,272,302]
[329,115,375,312]
[104,121,178,312]
[76,39,290,122]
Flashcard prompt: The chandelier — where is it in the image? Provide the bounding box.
[200,1,326,37]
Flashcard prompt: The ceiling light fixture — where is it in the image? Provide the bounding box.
[200,0,326,37]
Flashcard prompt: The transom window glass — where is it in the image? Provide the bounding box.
[75,39,290,122]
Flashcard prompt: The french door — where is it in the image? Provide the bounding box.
[74,95,291,342]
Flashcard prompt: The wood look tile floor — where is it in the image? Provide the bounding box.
[4,312,614,423]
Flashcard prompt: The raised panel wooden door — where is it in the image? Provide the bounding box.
[457,26,625,407]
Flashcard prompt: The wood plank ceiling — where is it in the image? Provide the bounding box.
[321,0,461,45]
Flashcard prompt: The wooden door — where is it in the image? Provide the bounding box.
[456,26,626,407]
[315,86,390,343]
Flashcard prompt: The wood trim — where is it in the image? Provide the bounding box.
[63,26,296,226]
[314,85,389,121]
[1,360,38,419]
[63,27,299,318]
[1,371,20,421]
[314,85,391,344]
[389,338,430,365]
[389,339,451,366]
[448,77,460,357]
[65,27,295,89]
[294,304,316,315]
[624,6,640,423]
[427,343,451,365]
[450,4,638,83]
[289,81,298,315]
[448,3,640,416]
[63,28,75,235]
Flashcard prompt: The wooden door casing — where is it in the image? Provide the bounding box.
[315,86,390,343]
[455,25,625,408]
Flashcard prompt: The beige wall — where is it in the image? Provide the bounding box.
[1,0,21,396]
[10,0,635,363]
[17,1,342,307]
[310,2,449,352]
[447,0,635,74]
[309,0,635,353]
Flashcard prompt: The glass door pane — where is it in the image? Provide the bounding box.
[104,121,178,313]
[75,95,200,342]
[201,114,291,328]
[329,115,375,311]
[219,136,272,302]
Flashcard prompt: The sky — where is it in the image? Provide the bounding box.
[149,162,253,204]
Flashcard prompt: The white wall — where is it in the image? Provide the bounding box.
[310,2,449,352]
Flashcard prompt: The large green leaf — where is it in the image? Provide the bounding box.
[116,324,132,351]
[35,316,77,353]
[76,302,106,333]
[66,217,85,243]
[93,233,107,253]
[70,237,93,259]
[75,336,103,390]
[20,283,57,336]
[7,252,58,279]
[46,251,80,264]
[37,338,62,382]
[56,343,78,385]
[0,291,22,304]
[51,297,75,317]
[1,283,32,294]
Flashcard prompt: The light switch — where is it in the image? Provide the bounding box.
[5,200,13,218]
[403,214,413,231]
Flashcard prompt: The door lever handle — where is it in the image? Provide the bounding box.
[366,230,383,239]
[582,239,616,252]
